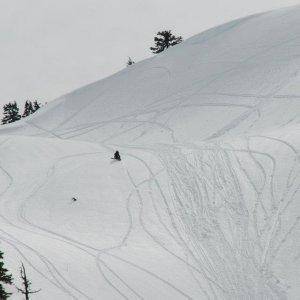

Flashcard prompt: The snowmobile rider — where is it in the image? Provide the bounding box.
[114,150,121,161]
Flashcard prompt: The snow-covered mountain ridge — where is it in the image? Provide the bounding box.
[0,5,299,299]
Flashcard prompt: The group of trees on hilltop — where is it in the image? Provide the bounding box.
[1,100,41,125]
[1,250,40,299]
[127,30,182,66]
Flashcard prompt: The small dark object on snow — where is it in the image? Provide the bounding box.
[114,151,121,161]
[72,197,77,202]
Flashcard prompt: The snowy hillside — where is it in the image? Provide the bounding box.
[1,5,300,299]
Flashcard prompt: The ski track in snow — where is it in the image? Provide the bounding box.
[1,110,299,298]
[1,90,299,299]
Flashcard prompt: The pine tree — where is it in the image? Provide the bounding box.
[0,250,13,299]
[16,263,40,300]
[127,57,135,66]
[22,101,35,118]
[33,101,41,112]
[150,30,183,54]
[1,102,21,125]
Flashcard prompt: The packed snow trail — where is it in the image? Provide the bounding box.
[0,5,300,299]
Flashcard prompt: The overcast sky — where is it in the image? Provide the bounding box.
[0,0,299,106]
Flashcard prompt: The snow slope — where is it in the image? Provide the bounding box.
[1,5,300,299]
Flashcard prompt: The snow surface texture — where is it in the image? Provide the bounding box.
[1,5,300,300]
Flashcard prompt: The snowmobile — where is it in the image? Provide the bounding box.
[112,150,121,161]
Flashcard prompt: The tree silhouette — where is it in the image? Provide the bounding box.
[16,263,40,300]
[0,250,13,299]
[33,101,41,112]
[1,102,21,124]
[150,30,182,54]
[22,101,35,118]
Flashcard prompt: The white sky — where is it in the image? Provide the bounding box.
[0,0,299,106]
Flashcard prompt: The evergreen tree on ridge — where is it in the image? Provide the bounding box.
[1,102,21,125]
[150,30,182,54]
